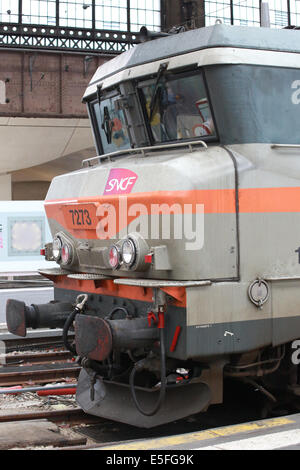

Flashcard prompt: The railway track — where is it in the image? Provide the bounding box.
[0,363,80,387]
[0,375,297,450]
[0,279,53,290]
[0,409,92,449]
[4,350,73,365]
[0,405,116,449]
[0,349,80,387]
[1,331,73,353]
[0,341,91,449]
[0,336,297,450]
[0,407,98,425]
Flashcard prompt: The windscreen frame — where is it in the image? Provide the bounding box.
[88,87,132,156]
[137,67,219,146]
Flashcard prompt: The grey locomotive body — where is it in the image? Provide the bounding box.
[6,24,300,427]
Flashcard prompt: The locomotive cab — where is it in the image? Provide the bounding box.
[6,23,300,427]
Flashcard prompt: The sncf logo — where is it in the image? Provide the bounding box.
[103,168,138,195]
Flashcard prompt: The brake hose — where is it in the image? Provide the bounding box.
[129,326,167,416]
[63,307,78,355]
[63,294,88,355]
[106,306,133,320]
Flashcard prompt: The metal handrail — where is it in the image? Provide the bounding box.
[271,144,300,149]
[82,140,208,167]
[264,276,300,281]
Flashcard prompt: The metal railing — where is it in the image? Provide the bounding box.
[82,140,208,167]
[271,144,300,149]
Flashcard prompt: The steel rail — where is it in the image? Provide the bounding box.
[4,350,73,366]
[0,363,80,387]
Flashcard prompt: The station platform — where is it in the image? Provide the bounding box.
[100,414,300,450]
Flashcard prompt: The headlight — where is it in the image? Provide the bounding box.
[121,238,136,268]
[108,245,121,270]
[52,236,62,261]
[61,242,73,265]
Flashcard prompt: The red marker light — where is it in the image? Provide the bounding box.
[145,254,153,264]
[109,245,120,270]
[61,243,72,265]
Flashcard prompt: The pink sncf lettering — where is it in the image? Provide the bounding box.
[104,169,138,195]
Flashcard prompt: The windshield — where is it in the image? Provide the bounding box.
[140,71,216,143]
[92,94,130,154]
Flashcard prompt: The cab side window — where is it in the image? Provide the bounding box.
[91,94,130,155]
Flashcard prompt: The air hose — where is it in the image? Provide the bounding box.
[63,294,88,355]
[129,325,167,416]
[106,306,133,320]
[62,307,78,355]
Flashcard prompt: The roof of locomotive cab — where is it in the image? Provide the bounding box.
[83,23,300,100]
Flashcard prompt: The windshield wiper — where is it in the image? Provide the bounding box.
[101,106,114,144]
[97,84,102,107]
[149,62,168,122]
[97,85,114,145]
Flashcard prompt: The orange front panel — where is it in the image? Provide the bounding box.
[60,202,100,231]
[45,186,300,241]
[44,189,236,240]
[52,276,186,308]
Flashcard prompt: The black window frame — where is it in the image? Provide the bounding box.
[88,87,132,156]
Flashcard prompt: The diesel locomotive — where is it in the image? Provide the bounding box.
[6,23,300,427]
